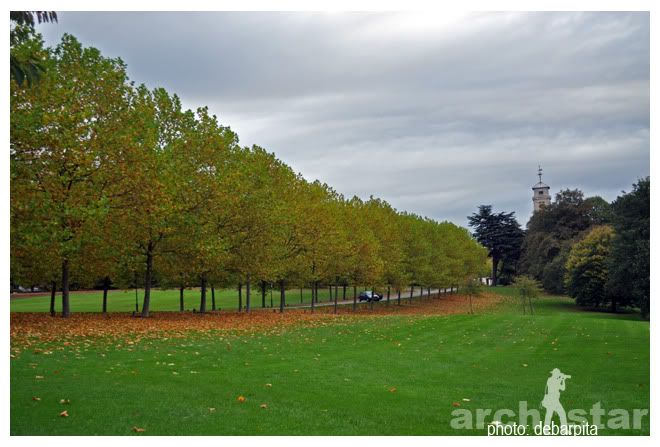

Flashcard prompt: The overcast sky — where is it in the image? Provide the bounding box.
[37,11,649,227]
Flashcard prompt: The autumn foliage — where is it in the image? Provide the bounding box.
[11,33,488,318]
[10,292,503,349]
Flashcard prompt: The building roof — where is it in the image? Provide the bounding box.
[532,181,549,189]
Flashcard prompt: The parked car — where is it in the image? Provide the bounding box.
[358,290,382,302]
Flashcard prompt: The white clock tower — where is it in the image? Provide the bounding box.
[532,165,550,212]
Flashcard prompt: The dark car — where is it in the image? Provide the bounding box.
[358,290,382,302]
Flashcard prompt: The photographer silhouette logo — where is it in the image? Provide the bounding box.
[542,368,570,428]
[450,365,649,435]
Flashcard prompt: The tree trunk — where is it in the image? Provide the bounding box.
[334,283,338,314]
[179,284,184,312]
[261,281,267,308]
[352,285,357,311]
[311,281,316,313]
[469,294,474,314]
[50,280,56,317]
[199,273,207,314]
[427,287,431,300]
[211,285,216,311]
[102,276,110,314]
[387,285,391,305]
[300,287,303,303]
[409,285,414,304]
[342,284,346,301]
[61,258,70,317]
[141,242,154,318]
[279,280,285,313]
[238,283,242,312]
[397,288,401,306]
[491,257,499,287]
[134,279,139,313]
[528,296,535,315]
[246,275,251,313]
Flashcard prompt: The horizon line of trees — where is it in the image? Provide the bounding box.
[10,32,489,318]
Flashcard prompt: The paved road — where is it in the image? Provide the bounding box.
[280,287,457,310]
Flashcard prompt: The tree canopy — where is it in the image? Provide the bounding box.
[518,189,611,294]
[467,205,523,286]
[564,225,615,309]
[605,178,650,317]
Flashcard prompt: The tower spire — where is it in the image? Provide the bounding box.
[537,164,543,182]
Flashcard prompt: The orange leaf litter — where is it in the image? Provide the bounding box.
[11,293,502,348]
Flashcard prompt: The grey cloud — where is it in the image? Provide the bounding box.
[38,11,649,227]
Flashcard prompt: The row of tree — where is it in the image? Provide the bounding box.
[10,32,489,317]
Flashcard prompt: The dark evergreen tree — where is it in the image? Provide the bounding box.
[468,205,524,286]
[606,178,650,318]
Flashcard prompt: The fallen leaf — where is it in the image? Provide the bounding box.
[452,402,461,407]
[132,426,145,432]
[32,396,41,401]
[237,395,246,403]
[462,398,471,402]
[209,407,216,412]
[260,403,268,409]
[59,410,69,417]
[59,399,70,404]
[265,383,272,387]
[389,387,397,393]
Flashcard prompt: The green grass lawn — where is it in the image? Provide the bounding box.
[10,288,649,435]
[10,286,358,313]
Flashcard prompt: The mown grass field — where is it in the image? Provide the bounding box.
[10,288,649,435]
[10,286,364,313]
